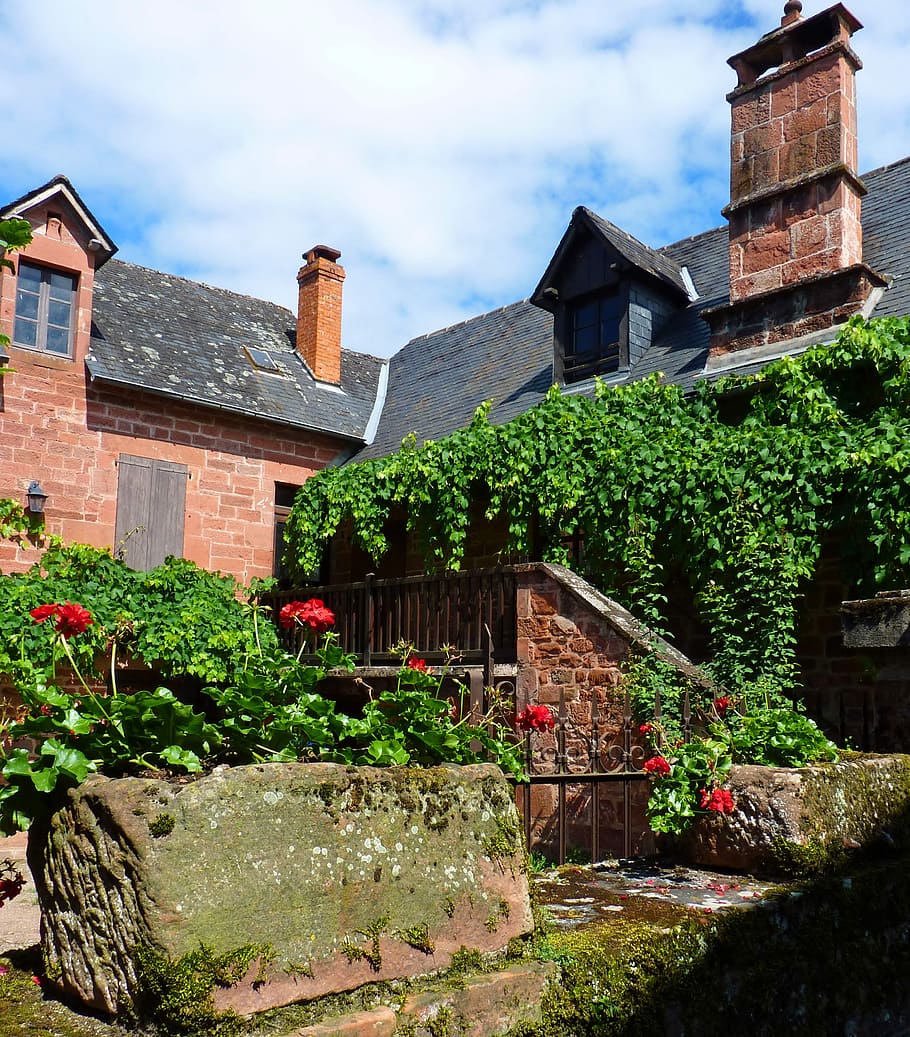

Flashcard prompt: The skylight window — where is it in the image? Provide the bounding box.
[244,345,281,373]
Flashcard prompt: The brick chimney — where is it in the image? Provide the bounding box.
[704,2,886,360]
[296,245,345,384]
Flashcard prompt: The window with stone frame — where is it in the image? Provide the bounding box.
[13,260,77,357]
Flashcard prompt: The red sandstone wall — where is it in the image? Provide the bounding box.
[0,197,347,585]
[0,368,341,584]
[515,568,654,859]
[796,538,910,753]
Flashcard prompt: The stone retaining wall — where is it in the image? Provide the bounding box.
[679,753,910,874]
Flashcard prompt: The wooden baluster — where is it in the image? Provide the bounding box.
[363,573,373,667]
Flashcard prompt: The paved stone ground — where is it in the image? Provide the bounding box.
[0,832,40,955]
[535,857,775,929]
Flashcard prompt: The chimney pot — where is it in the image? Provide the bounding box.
[782,1,803,26]
[304,245,342,264]
[707,3,881,359]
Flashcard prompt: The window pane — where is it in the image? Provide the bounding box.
[574,300,597,330]
[566,291,624,383]
[600,295,623,321]
[45,325,70,355]
[48,299,72,327]
[599,317,620,347]
[13,317,37,347]
[17,262,41,287]
[573,325,597,356]
[49,271,76,300]
[15,288,39,320]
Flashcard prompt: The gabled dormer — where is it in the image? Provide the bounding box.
[0,175,116,364]
[531,207,692,384]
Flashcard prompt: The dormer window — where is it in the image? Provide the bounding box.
[531,206,691,389]
[14,260,77,357]
[565,290,624,382]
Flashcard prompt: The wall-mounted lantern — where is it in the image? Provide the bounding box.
[26,480,48,515]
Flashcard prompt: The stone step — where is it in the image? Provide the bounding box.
[284,961,556,1037]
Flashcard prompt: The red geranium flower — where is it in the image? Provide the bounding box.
[713,696,732,718]
[30,603,60,623]
[54,602,94,639]
[0,859,25,908]
[279,598,335,632]
[639,722,653,735]
[406,657,429,672]
[699,787,735,813]
[643,755,671,777]
[515,704,556,733]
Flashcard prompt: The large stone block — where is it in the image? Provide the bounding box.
[29,763,532,1017]
[677,755,910,874]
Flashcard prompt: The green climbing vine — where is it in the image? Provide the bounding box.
[285,315,910,692]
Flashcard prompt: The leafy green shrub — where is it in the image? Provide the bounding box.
[285,315,910,693]
[642,695,838,836]
[0,542,280,686]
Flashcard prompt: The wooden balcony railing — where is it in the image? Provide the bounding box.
[260,568,519,666]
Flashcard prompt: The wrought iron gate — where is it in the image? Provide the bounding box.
[504,680,693,864]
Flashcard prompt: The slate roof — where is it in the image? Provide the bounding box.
[86,259,385,441]
[354,156,910,462]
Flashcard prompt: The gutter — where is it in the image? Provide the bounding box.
[84,358,366,445]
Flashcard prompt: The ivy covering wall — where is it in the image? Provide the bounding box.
[285,316,910,691]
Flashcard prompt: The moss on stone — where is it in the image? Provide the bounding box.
[129,942,273,1036]
[0,960,121,1037]
[511,852,910,1036]
[396,923,436,955]
[342,916,390,972]
[481,814,522,872]
[766,755,910,877]
[769,836,839,877]
[148,812,176,838]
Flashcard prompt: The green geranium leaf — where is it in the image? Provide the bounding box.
[160,745,202,772]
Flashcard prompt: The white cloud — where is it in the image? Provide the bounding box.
[1,0,906,358]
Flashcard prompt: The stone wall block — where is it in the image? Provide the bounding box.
[30,763,532,1016]
[677,755,910,874]
[768,78,796,120]
[529,591,556,616]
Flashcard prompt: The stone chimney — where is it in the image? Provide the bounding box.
[705,2,886,360]
[296,245,345,384]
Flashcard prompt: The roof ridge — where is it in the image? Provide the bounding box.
[580,205,673,257]
[103,257,383,363]
[861,154,910,180]
[105,256,287,308]
[659,223,728,253]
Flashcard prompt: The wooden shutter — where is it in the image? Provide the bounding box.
[114,455,187,570]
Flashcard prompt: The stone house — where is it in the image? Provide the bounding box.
[314,3,910,752]
[0,179,387,583]
[342,1,907,531]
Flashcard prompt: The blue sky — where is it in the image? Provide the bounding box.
[2,1,908,359]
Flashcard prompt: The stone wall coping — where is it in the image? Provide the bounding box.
[841,592,910,648]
